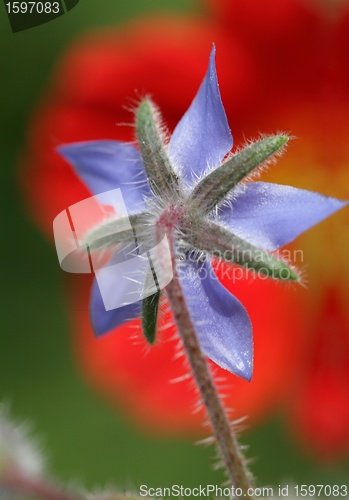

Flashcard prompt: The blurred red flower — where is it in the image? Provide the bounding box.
[21,0,349,459]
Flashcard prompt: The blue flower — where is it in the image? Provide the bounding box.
[57,47,347,382]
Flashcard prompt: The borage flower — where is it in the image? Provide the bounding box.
[56,47,346,382]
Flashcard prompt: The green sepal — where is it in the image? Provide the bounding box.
[189,135,289,213]
[82,213,145,251]
[142,290,161,345]
[136,98,180,198]
[186,218,299,281]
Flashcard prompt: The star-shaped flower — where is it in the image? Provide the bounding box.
[57,47,346,382]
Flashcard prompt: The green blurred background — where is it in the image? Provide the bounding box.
[0,0,348,494]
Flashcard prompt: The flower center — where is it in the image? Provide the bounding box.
[156,203,186,234]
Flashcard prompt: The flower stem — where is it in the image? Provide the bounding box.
[164,230,255,497]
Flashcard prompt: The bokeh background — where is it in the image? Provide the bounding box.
[1,0,349,493]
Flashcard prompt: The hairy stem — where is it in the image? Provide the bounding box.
[189,135,288,213]
[164,230,255,497]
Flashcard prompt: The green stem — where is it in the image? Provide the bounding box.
[164,229,255,497]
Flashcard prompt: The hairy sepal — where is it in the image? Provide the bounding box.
[82,213,144,251]
[185,219,300,281]
[142,290,161,345]
[189,135,289,213]
[136,98,180,198]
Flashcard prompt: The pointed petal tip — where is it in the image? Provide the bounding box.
[210,351,253,381]
[231,360,253,382]
[215,350,253,381]
[331,197,348,210]
[168,46,233,184]
[56,141,95,161]
[318,194,348,222]
[90,303,112,337]
[209,43,216,63]
[221,344,254,382]
[56,142,75,162]
[90,314,108,338]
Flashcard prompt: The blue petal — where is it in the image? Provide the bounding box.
[89,240,156,335]
[168,46,233,187]
[90,278,141,336]
[58,140,151,214]
[178,257,253,380]
[220,182,348,251]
